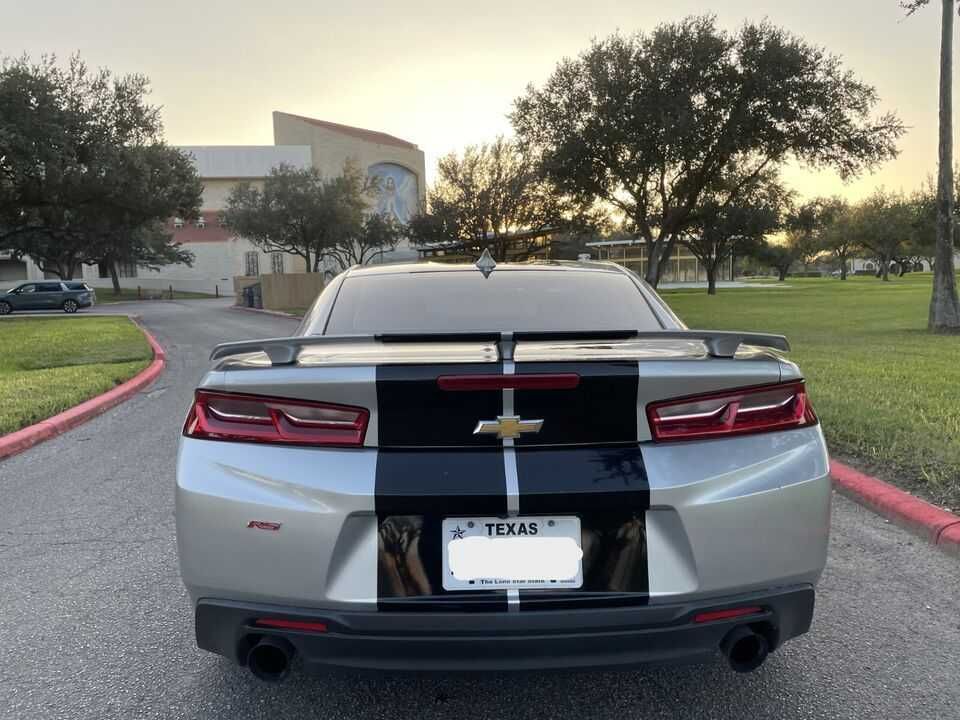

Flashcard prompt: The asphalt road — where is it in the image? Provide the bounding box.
[2,299,959,720]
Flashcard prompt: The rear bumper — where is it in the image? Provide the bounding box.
[196,584,814,672]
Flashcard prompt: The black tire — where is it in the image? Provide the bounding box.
[62,299,78,314]
[0,301,11,315]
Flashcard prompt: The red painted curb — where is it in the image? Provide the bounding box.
[830,459,960,555]
[0,317,166,461]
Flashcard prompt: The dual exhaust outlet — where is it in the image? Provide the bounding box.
[243,624,770,682]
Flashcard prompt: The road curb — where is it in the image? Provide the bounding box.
[228,305,303,320]
[831,460,960,558]
[0,317,166,461]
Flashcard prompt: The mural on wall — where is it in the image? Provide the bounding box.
[368,163,418,224]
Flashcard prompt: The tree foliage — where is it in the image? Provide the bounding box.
[847,189,915,281]
[224,161,398,272]
[681,168,788,294]
[511,15,905,286]
[816,198,858,279]
[406,136,596,261]
[0,55,200,284]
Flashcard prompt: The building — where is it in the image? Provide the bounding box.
[7,111,426,294]
[586,238,732,283]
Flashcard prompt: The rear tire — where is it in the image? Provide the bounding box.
[62,299,78,314]
[0,301,11,315]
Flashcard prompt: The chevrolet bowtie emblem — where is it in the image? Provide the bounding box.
[473,415,544,439]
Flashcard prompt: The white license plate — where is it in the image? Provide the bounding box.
[441,516,583,591]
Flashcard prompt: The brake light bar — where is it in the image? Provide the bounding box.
[437,373,580,391]
[647,382,817,442]
[183,390,368,447]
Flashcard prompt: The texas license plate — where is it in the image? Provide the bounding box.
[441,516,583,591]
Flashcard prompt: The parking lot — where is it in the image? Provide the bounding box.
[2,299,959,720]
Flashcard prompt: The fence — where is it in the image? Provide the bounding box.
[233,273,325,312]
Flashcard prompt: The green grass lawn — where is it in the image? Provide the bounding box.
[662,274,960,509]
[94,288,217,303]
[0,317,152,434]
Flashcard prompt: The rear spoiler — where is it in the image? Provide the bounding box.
[210,330,789,366]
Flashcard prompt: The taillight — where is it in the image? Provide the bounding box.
[183,390,368,447]
[647,381,817,442]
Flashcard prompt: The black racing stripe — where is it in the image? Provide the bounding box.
[375,450,508,609]
[514,362,638,446]
[376,364,502,447]
[375,449,508,516]
[515,446,649,513]
[516,447,649,597]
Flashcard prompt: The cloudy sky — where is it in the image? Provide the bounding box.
[0,0,948,199]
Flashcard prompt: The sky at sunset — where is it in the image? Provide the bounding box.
[0,0,951,201]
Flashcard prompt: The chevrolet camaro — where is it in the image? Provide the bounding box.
[176,257,830,682]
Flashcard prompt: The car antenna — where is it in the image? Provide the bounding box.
[476,248,496,278]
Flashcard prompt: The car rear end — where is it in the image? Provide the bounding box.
[64,281,95,308]
[176,263,830,680]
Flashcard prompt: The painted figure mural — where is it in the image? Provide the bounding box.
[368,163,418,224]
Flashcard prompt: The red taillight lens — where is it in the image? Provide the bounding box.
[647,382,817,442]
[255,618,328,633]
[693,606,763,624]
[183,390,368,446]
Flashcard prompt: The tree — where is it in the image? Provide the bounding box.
[818,199,858,279]
[224,161,398,272]
[681,169,787,294]
[903,1,960,330]
[407,136,594,261]
[326,212,403,268]
[511,16,904,287]
[785,197,847,274]
[758,242,798,282]
[850,189,914,281]
[0,55,200,283]
[85,144,201,293]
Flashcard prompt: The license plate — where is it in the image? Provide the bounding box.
[441,516,583,591]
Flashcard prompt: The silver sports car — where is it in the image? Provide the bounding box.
[176,258,830,682]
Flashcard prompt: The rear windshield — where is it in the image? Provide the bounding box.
[322,270,662,334]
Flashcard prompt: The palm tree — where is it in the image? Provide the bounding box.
[904,1,960,330]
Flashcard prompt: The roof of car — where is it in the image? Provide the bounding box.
[344,260,628,278]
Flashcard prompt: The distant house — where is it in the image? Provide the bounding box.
[7,112,426,294]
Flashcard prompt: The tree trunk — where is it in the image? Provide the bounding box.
[840,258,848,280]
[930,0,960,330]
[644,245,662,286]
[109,261,121,295]
[881,261,890,281]
[706,263,718,295]
[778,266,788,282]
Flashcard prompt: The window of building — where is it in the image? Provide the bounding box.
[173,217,184,229]
[270,252,285,275]
[244,251,260,277]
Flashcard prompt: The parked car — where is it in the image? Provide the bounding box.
[0,280,95,314]
[64,281,97,306]
[176,257,830,682]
